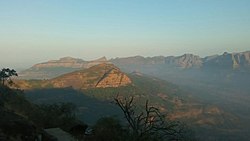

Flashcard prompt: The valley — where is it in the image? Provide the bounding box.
[14,50,250,141]
[1,1,249,140]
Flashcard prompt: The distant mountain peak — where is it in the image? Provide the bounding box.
[59,56,80,61]
[94,56,107,62]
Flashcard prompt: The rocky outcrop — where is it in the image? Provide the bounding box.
[203,51,250,70]
[33,57,86,69]
[165,54,203,68]
[32,56,109,69]
[95,67,132,88]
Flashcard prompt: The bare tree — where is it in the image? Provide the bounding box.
[114,95,189,141]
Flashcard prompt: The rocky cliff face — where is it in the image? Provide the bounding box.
[49,63,132,89]
[32,56,109,69]
[95,67,131,88]
[33,57,86,69]
[112,51,250,70]
[112,54,203,69]
[165,54,203,68]
[203,51,250,70]
[19,51,250,80]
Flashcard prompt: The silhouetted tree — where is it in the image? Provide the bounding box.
[114,95,193,141]
[0,68,18,86]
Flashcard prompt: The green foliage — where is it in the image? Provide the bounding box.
[0,68,18,86]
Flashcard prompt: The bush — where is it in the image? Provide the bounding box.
[93,117,125,141]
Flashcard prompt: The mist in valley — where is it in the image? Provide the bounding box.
[1,0,250,141]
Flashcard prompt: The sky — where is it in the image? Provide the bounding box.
[0,0,250,69]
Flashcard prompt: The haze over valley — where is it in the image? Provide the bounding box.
[1,0,250,141]
[8,50,248,140]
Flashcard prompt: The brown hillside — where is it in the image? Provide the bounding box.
[49,63,132,89]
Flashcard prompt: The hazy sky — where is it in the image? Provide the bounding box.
[0,0,250,69]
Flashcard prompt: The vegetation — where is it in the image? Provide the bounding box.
[29,103,77,128]
[0,68,18,86]
[0,85,79,128]
[113,96,194,141]
[0,81,83,140]
[1,68,196,140]
[92,117,125,141]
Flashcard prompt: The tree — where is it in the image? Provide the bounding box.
[114,96,193,141]
[93,117,124,141]
[0,68,18,86]
[29,103,77,128]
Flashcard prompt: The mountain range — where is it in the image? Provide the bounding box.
[111,51,250,70]
[19,51,250,80]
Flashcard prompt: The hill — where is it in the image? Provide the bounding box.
[16,63,132,89]
[19,56,110,79]
[50,63,131,89]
